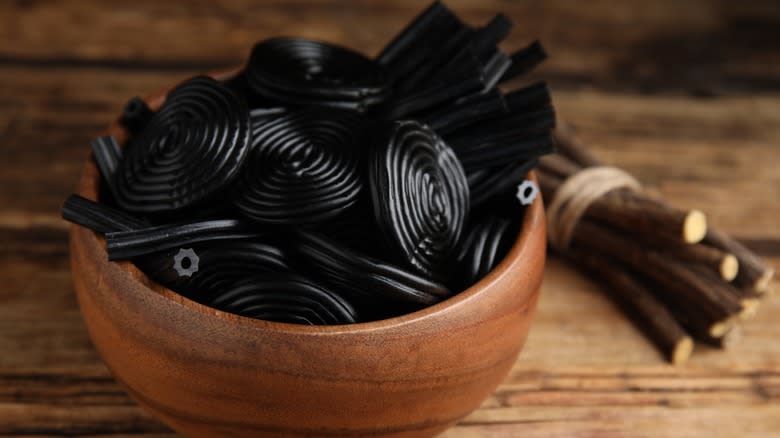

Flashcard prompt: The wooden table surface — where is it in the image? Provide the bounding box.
[2,1,779,436]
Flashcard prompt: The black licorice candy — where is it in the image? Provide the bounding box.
[106,219,262,261]
[246,38,390,111]
[233,108,364,225]
[208,274,358,325]
[294,231,450,306]
[62,1,556,325]
[369,120,469,280]
[113,76,251,214]
[180,240,292,299]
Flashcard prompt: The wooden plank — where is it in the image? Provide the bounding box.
[0,1,778,93]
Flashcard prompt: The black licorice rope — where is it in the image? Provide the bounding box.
[181,240,292,299]
[208,274,358,325]
[454,216,517,288]
[62,1,556,325]
[113,76,251,214]
[369,121,469,280]
[246,38,390,111]
[233,108,364,225]
[294,231,450,306]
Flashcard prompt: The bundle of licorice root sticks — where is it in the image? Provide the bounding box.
[62,2,556,325]
[539,123,775,364]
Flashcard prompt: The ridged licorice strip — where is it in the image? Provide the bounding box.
[246,38,390,111]
[468,159,538,209]
[90,136,122,200]
[389,70,484,119]
[455,133,554,172]
[377,1,453,67]
[424,89,508,135]
[233,108,363,225]
[392,25,474,97]
[106,219,261,261]
[369,121,469,279]
[113,76,251,214]
[480,51,512,91]
[448,106,556,149]
[208,274,358,325]
[470,14,513,61]
[181,240,292,299]
[500,40,548,83]
[295,231,450,306]
[505,81,552,112]
[120,97,154,134]
[454,216,515,288]
[62,194,147,234]
[378,4,464,82]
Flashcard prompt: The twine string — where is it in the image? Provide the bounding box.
[546,166,641,251]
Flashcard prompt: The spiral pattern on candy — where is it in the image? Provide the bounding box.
[182,240,291,299]
[454,216,516,288]
[245,38,390,111]
[208,274,358,325]
[369,121,469,279]
[233,108,364,225]
[113,76,251,213]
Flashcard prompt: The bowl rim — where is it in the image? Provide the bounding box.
[75,65,545,335]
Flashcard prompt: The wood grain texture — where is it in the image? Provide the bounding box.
[1,0,779,436]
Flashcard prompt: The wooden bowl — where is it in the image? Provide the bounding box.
[69,69,547,438]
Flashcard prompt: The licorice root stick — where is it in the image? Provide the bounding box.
[550,125,771,278]
[704,228,775,294]
[537,165,707,244]
[568,249,694,365]
[571,220,743,339]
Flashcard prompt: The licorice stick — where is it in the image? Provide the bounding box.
[62,194,146,233]
[468,159,538,209]
[106,219,262,261]
[704,228,775,294]
[120,97,153,134]
[538,156,707,244]
[369,121,469,280]
[377,1,458,68]
[567,249,694,365]
[294,231,450,306]
[570,221,743,339]
[500,40,548,83]
[424,89,507,135]
[90,136,122,200]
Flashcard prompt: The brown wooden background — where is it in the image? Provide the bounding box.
[1,0,779,436]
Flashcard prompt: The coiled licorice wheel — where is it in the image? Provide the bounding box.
[233,108,364,225]
[181,240,292,299]
[454,216,516,288]
[369,120,469,280]
[294,231,450,306]
[246,37,390,111]
[207,273,358,325]
[113,76,251,214]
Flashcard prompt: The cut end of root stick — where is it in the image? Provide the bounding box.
[720,254,739,282]
[755,267,775,294]
[709,317,736,338]
[672,336,694,365]
[738,298,761,321]
[683,210,707,244]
